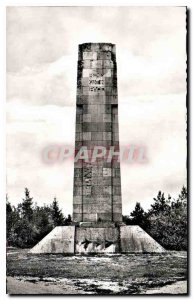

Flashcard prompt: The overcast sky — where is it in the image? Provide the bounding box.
[6,6,186,214]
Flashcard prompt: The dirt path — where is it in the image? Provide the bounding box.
[7,277,187,295]
[144,280,187,294]
[6,277,87,295]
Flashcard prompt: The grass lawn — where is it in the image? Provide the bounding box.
[7,249,187,294]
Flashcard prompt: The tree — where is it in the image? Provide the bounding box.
[51,197,65,226]
[6,195,20,246]
[123,186,187,251]
[64,214,72,225]
[150,191,171,216]
[131,202,144,220]
[13,219,36,247]
[6,192,68,248]
[172,186,187,209]
[147,188,187,250]
[21,188,33,221]
[130,202,150,230]
[179,186,187,201]
[33,205,53,242]
[6,198,14,244]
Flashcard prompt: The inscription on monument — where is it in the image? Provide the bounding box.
[88,72,105,92]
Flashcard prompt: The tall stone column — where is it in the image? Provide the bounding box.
[30,43,165,254]
[73,43,122,223]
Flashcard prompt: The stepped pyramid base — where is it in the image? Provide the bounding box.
[30,224,165,254]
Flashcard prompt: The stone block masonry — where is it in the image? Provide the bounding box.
[30,225,165,254]
[73,43,122,223]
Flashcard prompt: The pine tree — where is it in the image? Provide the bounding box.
[64,214,72,225]
[147,187,187,250]
[33,205,53,242]
[21,188,33,221]
[130,202,145,222]
[178,186,187,204]
[6,196,13,242]
[150,191,170,215]
[171,186,187,209]
[51,197,64,226]
[130,202,150,230]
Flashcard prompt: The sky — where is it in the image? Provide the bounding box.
[6,6,187,215]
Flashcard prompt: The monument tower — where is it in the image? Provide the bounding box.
[73,43,122,223]
[31,43,165,254]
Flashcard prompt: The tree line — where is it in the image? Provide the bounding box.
[6,188,71,248]
[123,186,187,250]
[6,186,187,250]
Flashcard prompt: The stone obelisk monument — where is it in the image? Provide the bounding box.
[31,43,165,254]
[73,43,122,223]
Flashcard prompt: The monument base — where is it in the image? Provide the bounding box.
[30,224,165,254]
